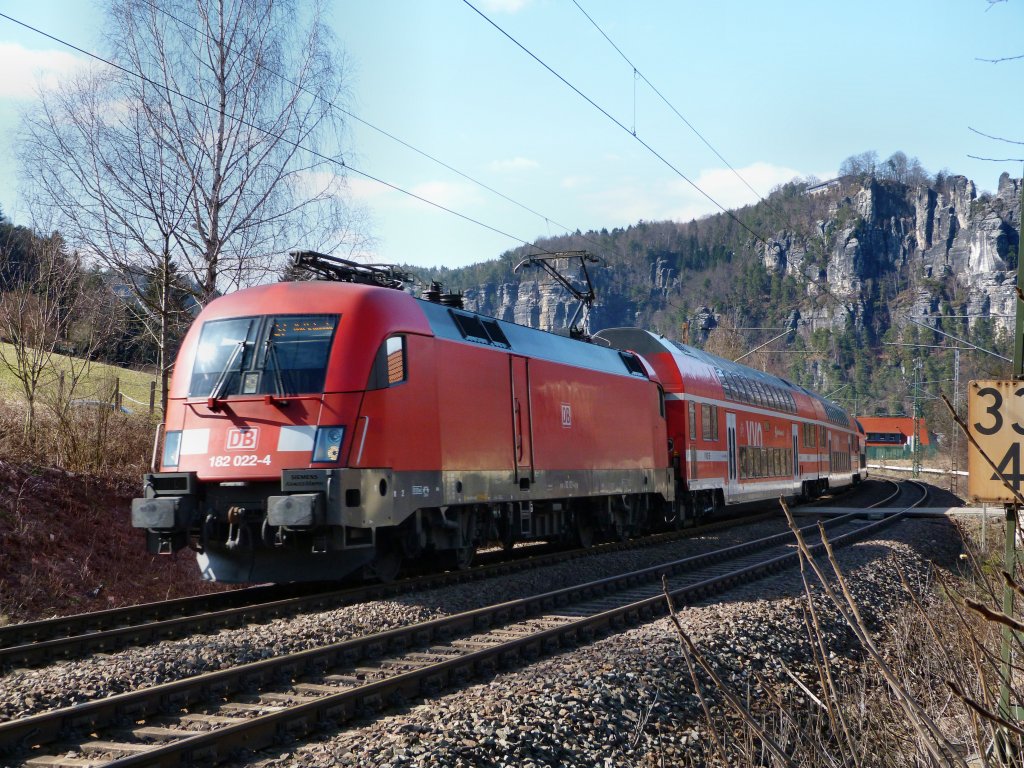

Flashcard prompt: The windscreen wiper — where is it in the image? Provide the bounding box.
[264,338,286,399]
[207,340,246,409]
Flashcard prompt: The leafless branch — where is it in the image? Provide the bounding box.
[967,155,1024,163]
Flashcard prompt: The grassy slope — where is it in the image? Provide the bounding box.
[0,342,158,413]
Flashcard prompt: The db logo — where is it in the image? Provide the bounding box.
[226,427,259,450]
[560,403,572,428]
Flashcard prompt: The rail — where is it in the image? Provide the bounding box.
[0,481,927,766]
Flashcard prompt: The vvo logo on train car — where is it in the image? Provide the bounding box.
[226,427,260,451]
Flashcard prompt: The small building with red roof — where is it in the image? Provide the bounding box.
[857,416,932,459]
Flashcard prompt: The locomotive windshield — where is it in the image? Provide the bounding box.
[189,314,338,397]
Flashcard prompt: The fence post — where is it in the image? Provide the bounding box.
[114,377,120,410]
[149,380,156,415]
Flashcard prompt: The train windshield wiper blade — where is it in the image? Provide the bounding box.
[264,338,286,397]
[208,340,247,402]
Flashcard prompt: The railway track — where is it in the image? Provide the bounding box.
[0,508,788,670]
[0,480,924,767]
[0,479,891,670]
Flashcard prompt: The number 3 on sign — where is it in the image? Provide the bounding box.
[968,381,1024,502]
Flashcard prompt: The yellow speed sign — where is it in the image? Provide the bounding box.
[968,380,1024,502]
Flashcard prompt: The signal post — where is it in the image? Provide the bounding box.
[967,183,1024,736]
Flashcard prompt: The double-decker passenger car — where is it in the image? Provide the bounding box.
[595,328,865,518]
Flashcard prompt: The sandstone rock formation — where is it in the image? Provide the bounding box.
[446,174,1021,345]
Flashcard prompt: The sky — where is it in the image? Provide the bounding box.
[0,0,1022,270]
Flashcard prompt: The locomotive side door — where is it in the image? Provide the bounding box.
[509,356,534,485]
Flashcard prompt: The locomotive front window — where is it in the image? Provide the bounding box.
[189,314,338,397]
[263,315,338,395]
[190,317,259,397]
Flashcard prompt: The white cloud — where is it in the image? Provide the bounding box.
[664,161,805,214]
[560,175,591,189]
[347,176,391,202]
[587,162,812,224]
[478,0,532,12]
[0,43,86,100]
[488,157,538,173]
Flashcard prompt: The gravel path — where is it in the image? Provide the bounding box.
[231,515,966,768]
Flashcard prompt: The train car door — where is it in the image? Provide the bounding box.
[827,431,832,477]
[817,424,826,481]
[510,356,534,485]
[792,424,799,478]
[726,412,737,494]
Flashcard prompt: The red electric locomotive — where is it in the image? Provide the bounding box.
[133,253,864,583]
[595,328,866,515]
[132,262,674,582]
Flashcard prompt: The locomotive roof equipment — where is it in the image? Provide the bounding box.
[289,250,415,290]
[513,250,599,338]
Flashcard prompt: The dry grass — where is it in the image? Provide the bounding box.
[0,397,153,475]
[0,342,158,413]
[663,505,1024,767]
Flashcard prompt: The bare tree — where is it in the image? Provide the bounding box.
[21,67,197,413]
[43,275,128,470]
[882,151,910,183]
[878,150,930,187]
[702,325,749,362]
[839,150,879,179]
[0,233,105,439]
[19,0,363,410]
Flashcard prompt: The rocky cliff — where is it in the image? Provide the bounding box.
[760,172,1021,338]
[446,173,1021,349]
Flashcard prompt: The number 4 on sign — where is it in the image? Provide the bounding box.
[993,443,1024,491]
[954,385,1024,504]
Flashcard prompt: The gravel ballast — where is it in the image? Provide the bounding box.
[0,509,968,766]
[238,516,966,767]
[0,516,797,721]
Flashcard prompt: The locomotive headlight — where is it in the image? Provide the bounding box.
[162,430,182,468]
[312,426,345,463]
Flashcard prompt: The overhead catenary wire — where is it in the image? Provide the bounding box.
[4,6,883,326]
[137,0,589,246]
[120,0,851,312]
[133,0,633,269]
[903,314,1009,361]
[566,4,872,315]
[460,0,867,319]
[570,0,772,209]
[460,0,769,248]
[0,11,578,267]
